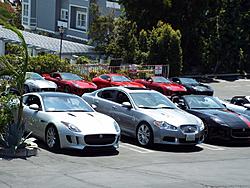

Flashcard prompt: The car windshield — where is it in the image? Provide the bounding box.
[152,77,171,83]
[130,92,176,109]
[61,73,83,81]
[42,96,94,112]
[25,72,44,80]
[179,78,199,85]
[184,95,225,109]
[111,76,131,82]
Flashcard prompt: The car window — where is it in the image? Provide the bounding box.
[24,95,42,109]
[185,96,224,109]
[97,90,116,101]
[52,73,60,79]
[115,91,130,104]
[100,75,110,80]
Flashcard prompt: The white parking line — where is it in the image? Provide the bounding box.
[120,143,156,153]
[198,143,225,151]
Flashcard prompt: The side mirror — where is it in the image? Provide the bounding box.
[177,102,187,110]
[55,76,61,80]
[243,103,250,109]
[91,104,97,109]
[29,104,40,111]
[107,78,111,82]
[122,102,132,109]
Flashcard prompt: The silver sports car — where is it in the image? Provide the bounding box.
[82,87,205,147]
[24,72,57,93]
[22,92,120,150]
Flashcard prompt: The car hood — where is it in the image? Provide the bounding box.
[25,80,57,88]
[112,81,144,88]
[160,83,186,91]
[190,109,250,128]
[51,112,118,134]
[67,80,97,89]
[139,108,202,127]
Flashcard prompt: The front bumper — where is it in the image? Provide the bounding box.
[59,131,120,150]
[153,127,205,145]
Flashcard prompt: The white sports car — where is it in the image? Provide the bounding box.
[22,92,120,151]
[24,72,57,93]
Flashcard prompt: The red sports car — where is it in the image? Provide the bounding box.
[42,72,97,96]
[92,73,145,89]
[134,76,187,96]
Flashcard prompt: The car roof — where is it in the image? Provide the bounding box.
[99,86,154,94]
[103,73,125,76]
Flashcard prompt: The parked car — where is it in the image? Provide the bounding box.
[92,74,145,89]
[22,92,120,151]
[42,72,97,96]
[216,97,250,117]
[172,95,250,142]
[171,77,214,96]
[24,72,57,93]
[230,96,250,106]
[82,87,205,147]
[134,76,187,96]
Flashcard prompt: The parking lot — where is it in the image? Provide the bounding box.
[1,79,250,188]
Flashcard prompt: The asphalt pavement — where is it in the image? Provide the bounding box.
[1,79,250,188]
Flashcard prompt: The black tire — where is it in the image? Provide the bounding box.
[64,86,71,93]
[24,85,30,93]
[45,125,60,151]
[136,122,153,147]
[203,123,210,142]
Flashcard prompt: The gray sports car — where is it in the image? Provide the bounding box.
[22,92,120,151]
[24,72,57,93]
[82,87,205,147]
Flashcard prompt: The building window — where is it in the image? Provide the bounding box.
[23,4,29,17]
[61,9,68,21]
[76,10,87,30]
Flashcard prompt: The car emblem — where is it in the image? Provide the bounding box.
[188,127,192,132]
[99,134,103,139]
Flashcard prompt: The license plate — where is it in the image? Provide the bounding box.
[186,134,196,141]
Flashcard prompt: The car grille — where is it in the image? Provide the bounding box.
[84,134,116,145]
[180,125,198,133]
[231,128,250,138]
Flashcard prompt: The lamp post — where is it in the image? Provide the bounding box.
[58,26,65,60]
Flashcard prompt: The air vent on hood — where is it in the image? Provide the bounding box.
[67,113,76,117]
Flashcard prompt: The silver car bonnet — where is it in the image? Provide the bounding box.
[138,108,202,127]
[49,111,118,134]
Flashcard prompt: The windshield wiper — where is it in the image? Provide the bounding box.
[68,109,90,112]
[157,106,175,109]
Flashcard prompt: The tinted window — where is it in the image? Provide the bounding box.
[97,90,116,101]
[100,75,110,80]
[115,91,130,104]
[60,73,83,81]
[24,95,42,108]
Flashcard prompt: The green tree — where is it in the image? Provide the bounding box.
[147,21,182,76]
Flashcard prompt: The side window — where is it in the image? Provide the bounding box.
[115,91,130,104]
[24,95,42,108]
[97,90,116,101]
[100,75,110,81]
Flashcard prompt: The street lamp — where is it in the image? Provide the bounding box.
[58,26,65,60]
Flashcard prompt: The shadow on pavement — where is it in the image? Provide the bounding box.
[205,140,250,148]
[121,135,203,153]
[35,140,119,157]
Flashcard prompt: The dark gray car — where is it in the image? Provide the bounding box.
[82,87,205,147]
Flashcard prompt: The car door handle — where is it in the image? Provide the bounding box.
[40,120,46,123]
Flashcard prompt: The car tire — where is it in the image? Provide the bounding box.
[45,125,60,151]
[203,123,210,142]
[136,122,153,147]
[24,85,30,93]
[64,86,71,93]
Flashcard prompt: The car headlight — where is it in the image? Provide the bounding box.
[199,121,205,131]
[166,86,172,90]
[61,121,81,132]
[211,117,227,125]
[153,121,178,131]
[72,83,81,88]
[113,121,120,133]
